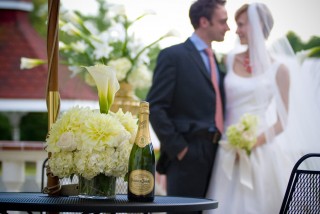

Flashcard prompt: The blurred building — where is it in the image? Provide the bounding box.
[0,0,98,140]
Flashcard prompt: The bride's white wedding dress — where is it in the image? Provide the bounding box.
[204,54,301,214]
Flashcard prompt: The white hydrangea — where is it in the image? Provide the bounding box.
[45,106,137,180]
[48,152,74,178]
[127,64,152,89]
[107,57,132,81]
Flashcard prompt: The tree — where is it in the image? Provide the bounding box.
[29,0,48,38]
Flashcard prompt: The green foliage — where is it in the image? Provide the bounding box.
[135,45,161,99]
[30,0,48,38]
[148,45,161,73]
[286,31,304,52]
[0,113,12,140]
[20,113,48,141]
[135,88,149,100]
[308,46,320,57]
[304,36,320,50]
[287,31,320,53]
[0,113,48,141]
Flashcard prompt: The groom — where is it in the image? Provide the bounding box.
[147,0,229,204]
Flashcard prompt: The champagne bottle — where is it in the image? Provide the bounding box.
[128,101,155,202]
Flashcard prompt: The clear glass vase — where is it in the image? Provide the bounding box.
[78,174,116,199]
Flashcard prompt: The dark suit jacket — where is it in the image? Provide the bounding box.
[146,38,225,174]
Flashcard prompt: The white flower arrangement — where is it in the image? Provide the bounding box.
[45,64,138,180]
[57,1,176,90]
[226,113,259,155]
[20,0,177,93]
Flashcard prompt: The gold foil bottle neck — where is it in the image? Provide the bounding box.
[135,101,150,148]
[139,101,149,114]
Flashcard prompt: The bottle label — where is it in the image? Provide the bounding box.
[136,119,150,148]
[137,136,149,148]
[129,170,154,195]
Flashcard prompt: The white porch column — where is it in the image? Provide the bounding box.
[4,112,27,141]
[0,141,47,192]
[2,161,25,192]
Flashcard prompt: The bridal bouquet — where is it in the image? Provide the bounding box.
[45,64,138,180]
[226,113,259,155]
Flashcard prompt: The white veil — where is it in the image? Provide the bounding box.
[247,3,320,157]
[246,3,288,145]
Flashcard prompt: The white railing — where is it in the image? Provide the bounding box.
[0,140,167,195]
[0,141,47,192]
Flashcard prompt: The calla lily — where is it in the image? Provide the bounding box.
[63,11,83,25]
[61,23,83,37]
[20,57,46,70]
[83,64,120,114]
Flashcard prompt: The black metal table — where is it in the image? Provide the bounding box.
[0,192,218,213]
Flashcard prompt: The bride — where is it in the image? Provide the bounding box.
[205,2,320,214]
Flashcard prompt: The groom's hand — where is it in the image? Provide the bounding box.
[177,147,188,160]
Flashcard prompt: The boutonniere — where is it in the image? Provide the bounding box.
[215,52,227,74]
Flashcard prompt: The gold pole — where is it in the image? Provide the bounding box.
[45,0,61,196]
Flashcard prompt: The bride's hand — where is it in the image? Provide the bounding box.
[253,135,265,149]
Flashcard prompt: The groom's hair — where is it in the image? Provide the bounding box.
[189,0,226,29]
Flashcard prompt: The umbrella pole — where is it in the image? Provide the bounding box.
[45,0,61,196]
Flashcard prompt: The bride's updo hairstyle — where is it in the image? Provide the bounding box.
[235,3,274,39]
[235,4,248,21]
[256,3,274,39]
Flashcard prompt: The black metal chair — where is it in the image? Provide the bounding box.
[40,157,48,191]
[279,153,320,214]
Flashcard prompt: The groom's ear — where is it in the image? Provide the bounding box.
[199,16,210,28]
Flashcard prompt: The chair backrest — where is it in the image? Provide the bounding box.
[279,153,320,214]
[41,157,48,191]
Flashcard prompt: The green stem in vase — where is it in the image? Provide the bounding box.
[79,174,116,199]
